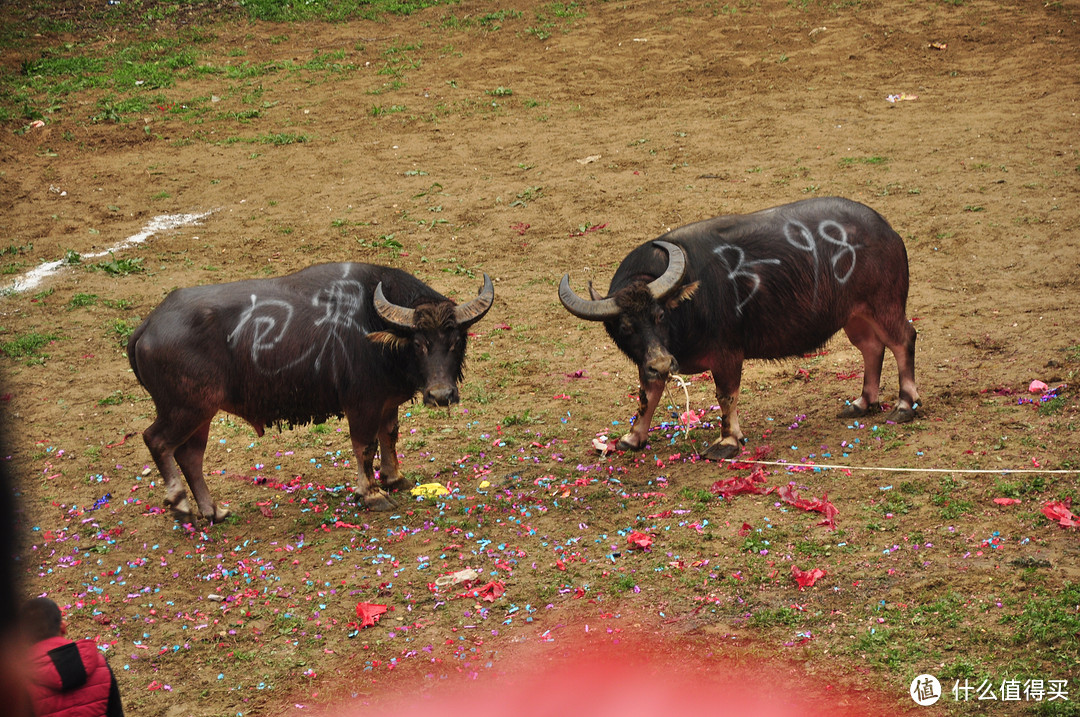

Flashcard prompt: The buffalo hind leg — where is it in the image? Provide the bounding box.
[885,319,919,422]
[839,316,886,419]
[377,402,411,493]
[142,412,206,521]
[617,379,665,451]
[173,422,230,524]
[840,315,919,423]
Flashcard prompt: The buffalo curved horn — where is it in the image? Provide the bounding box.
[646,240,687,301]
[454,274,495,326]
[558,274,620,321]
[373,282,416,329]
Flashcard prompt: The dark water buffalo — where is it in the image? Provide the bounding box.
[559,196,919,461]
[128,263,493,520]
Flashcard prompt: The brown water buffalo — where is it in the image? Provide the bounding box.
[559,196,919,460]
[128,263,493,520]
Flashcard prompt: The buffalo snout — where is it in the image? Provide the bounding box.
[424,385,459,407]
[643,349,678,382]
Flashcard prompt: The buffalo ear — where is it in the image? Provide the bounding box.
[665,281,699,309]
[367,331,409,351]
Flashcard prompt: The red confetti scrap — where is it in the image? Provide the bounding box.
[105,432,135,449]
[738,522,752,537]
[569,223,608,237]
[993,498,1021,506]
[355,602,388,628]
[459,581,506,602]
[510,222,530,235]
[728,445,772,470]
[791,565,826,588]
[627,531,653,550]
[835,371,860,380]
[1042,499,1080,528]
[710,467,774,499]
[778,484,839,530]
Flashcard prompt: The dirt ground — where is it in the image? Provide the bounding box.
[2,0,1079,715]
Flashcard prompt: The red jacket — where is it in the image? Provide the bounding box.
[27,636,119,717]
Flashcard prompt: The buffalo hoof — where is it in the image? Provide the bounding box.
[363,492,396,512]
[838,402,879,419]
[165,497,197,523]
[208,504,231,524]
[382,475,413,493]
[702,440,740,461]
[884,405,917,424]
[616,433,646,451]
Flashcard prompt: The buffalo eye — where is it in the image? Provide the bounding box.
[618,317,634,336]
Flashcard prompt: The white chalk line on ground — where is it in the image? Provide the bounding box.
[6,210,213,294]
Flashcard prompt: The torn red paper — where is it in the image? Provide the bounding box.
[778,484,839,530]
[355,602,388,628]
[791,565,826,588]
[711,467,775,499]
[627,531,653,550]
[459,581,506,602]
[727,445,772,470]
[1042,499,1080,528]
[738,522,752,537]
[993,498,1021,506]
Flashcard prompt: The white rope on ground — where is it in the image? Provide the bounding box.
[662,378,1079,476]
[719,458,1080,475]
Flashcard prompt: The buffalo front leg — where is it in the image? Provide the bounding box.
[377,401,411,493]
[617,378,665,451]
[347,415,395,511]
[702,360,744,461]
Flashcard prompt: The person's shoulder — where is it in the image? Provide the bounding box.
[30,635,71,659]
[71,638,107,670]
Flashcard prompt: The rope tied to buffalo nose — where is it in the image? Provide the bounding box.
[663,375,700,448]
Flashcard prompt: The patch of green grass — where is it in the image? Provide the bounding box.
[259,132,310,145]
[357,233,403,256]
[748,606,801,628]
[97,390,127,407]
[91,256,144,276]
[1037,396,1067,416]
[108,318,138,346]
[931,475,974,519]
[239,0,455,22]
[1001,583,1080,663]
[370,104,407,117]
[839,155,888,167]
[1,330,62,364]
[68,293,98,309]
